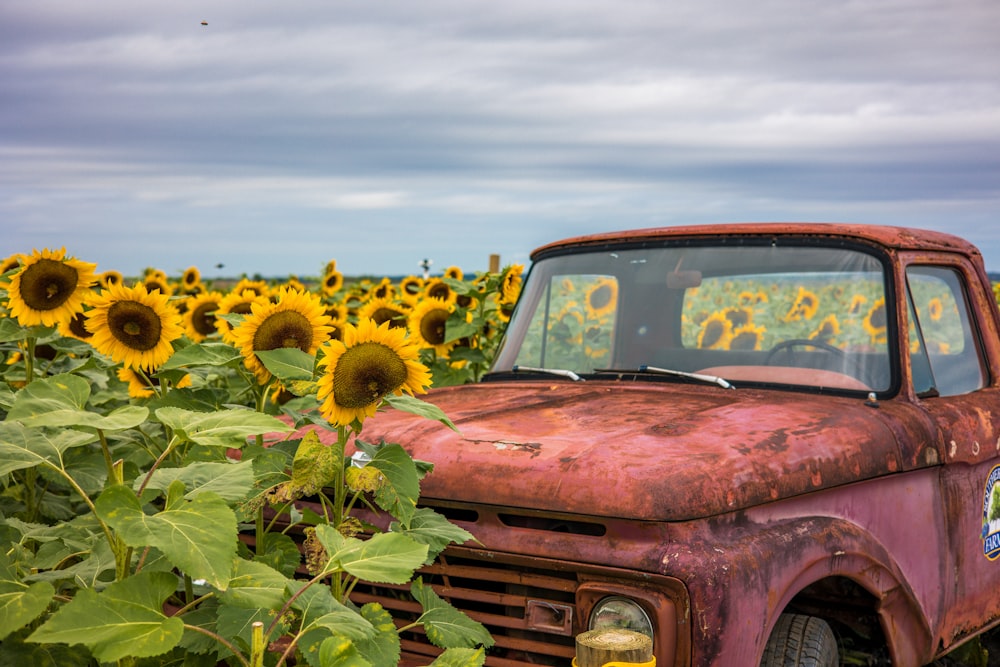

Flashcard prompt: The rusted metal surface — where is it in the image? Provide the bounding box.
[346,381,913,523]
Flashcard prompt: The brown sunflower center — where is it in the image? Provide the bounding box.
[370,307,406,328]
[108,301,163,351]
[68,312,93,339]
[253,310,313,352]
[18,259,78,311]
[419,309,449,345]
[191,301,219,336]
[332,342,408,408]
[588,285,612,311]
[427,283,451,300]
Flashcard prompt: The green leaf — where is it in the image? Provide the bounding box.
[256,348,316,382]
[155,407,292,449]
[317,526,427,584]
[26,571,185,662]
[444,320,479,344]
[289,580,375,641]
[140,460,256,503]
[384,394,458,432]
[253,532,302,578]
[412,580,494,649]
[0,422,96,476]
[217,559,288,610]
[429,648,487,667]
[159,342,242,369]
[353,603,401,667]
[0,551,55,641]
[0,317,31,343]
[8,374,149,431]
[367,443,420,528]
[318,636,372,667]
[391,507,476,562]
[95,484,237,589]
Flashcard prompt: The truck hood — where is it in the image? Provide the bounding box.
[337,381,905,522]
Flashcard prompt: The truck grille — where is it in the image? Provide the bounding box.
[351,546,581,666]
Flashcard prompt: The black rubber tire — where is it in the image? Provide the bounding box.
[759,613,840,667]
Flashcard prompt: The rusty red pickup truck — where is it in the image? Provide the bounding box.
[352,223,1000,666]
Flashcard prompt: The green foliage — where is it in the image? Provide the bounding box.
[0,321,491,665]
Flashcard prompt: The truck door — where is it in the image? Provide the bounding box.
[903,257,1000,650]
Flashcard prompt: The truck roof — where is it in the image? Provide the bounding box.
[531,222,981,260]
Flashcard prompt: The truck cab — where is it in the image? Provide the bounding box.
[346,223,1000,665]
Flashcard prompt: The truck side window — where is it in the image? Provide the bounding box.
[905,266,986,396]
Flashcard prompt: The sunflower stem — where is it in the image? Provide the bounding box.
[24,335,36,384]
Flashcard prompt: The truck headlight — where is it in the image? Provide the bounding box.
[588,596,654,640]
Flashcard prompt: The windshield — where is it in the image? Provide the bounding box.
[491,239,894,392]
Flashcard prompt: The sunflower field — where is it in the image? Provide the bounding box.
[0,248,520,666]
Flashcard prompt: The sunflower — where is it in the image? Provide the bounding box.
[444,266,464,281]
[723,306,752,329]
[927,297,944,322]
[408,297,457,357]
[182,266,202,291]
[370,278,397,301]
[697,311,733,350]
[142,273,173,296]
[117,366,192,399]
[231,278,271,299]
[783,286,820,322]
[0,253,23,275]
[848,293,868,315]
[183,291,223,342]
[357,297,410,329]
[423,278,454,304]
[214,289,271,345]
[232,287,333,384]
[316,317,431,427]
[398,275,425,303]
[863,297,887,345]
[808,314,841,343]
[98,270,124,291]
[500,265,524,304]
[86,283,184,371]
[2,248,97,328]
[58,308,94,342]
[730,323,766,351]
[584,278,618,320]
[321,270,344,298]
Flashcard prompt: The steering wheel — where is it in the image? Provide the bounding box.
[764,338,869,386]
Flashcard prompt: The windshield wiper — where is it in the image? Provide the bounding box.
[594,364,734,389]
[511,365,584,382]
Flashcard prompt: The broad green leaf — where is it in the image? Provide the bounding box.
[215,603,285,653]
[286,429,342,498]
[391,507,476,562]
[0,422,96,476]
[289,580,375,641]
[0,550,54,641]
[384,394,458,432]
[256,348,316,382]
[95,484,237,589]
[0,317,31,342]
[26,571,184,662]
[367,443,420,528]
[159,342,242,369]
[412,580,494,650]
[140,460,256,503]
[6,373,89,421]
[353,603,401,667]
[155,406,292,449]
[444,319,479,344]
[218,559,288,610]
[22,404,149,432]
[319,527,427,584]
[0,640,92,666]
[318,636,372,667]
[429,648,487,667]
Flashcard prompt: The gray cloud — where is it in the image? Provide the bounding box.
[1,0,999,277]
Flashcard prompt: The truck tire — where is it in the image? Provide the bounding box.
[760,613,839,667]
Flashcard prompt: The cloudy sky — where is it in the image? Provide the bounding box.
[2,1,999,279]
